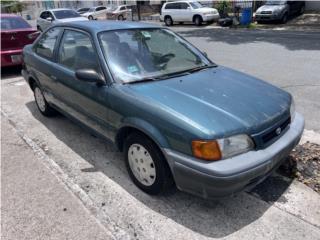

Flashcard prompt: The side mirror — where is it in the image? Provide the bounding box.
[187,7,191,10]
[75,69,105,85]
[46,17,53,22]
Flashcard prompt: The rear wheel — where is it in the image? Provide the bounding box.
[124,133,174,195]
[88,15,94,20]
[118,14,124,20]
[164,16,173,26]
[34,85,56,117]
[194,15,203,26]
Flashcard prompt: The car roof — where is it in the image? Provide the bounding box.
[55,20,163,34]
[0,13,22,18]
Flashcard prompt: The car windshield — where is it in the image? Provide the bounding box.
[99,28,211,83]
[0,17,31,30]
[53,10,81,19]
[265,1,286,5]
[189,2,203,9]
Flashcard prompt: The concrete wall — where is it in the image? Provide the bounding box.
[306,1,320,11]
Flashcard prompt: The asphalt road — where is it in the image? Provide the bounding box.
[1,28,320,240]
[172,26,320,133]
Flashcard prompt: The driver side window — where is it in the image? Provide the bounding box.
[58,30,102,73]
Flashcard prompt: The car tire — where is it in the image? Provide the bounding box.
[164,16,173,26]
[194,15,203,26]
[34,85,56,117]
[88,15,94,20]
[281,13,288,23]
[37,25,42,32]
[124,132,174,195]
[118,14,124,21]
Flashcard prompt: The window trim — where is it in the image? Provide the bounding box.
[33,26,63,61]
[56,27,104,75]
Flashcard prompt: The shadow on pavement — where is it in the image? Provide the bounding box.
[178,28,320,51]
[1,66,22,80]
[26,101,292,238]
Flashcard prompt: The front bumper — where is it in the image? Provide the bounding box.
[163,112,304,199]
[202,13,220,22]
[255,13,282,21]
[1,49,23,67]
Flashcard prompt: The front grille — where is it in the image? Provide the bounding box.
[252,116,291,149]
[261,11,272,14]
[262,117,291,144]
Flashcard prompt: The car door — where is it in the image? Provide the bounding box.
[179,2,192,21]
[38,11,48,30]
[96,6,107,19]
[43,11,54,30]
[31,27,63,105]
[166,3,180,21]
[53,28,113,139]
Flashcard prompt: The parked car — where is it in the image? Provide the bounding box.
[106,5,131,20]
[255,0,305,24]
[22,21,304,199]
[76,7,90,15]
[1,14,39,67]
[81,6,108,20]
[37,8,88,31]
[160,1,219,26]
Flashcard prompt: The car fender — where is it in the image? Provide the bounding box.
[118,117,170,149]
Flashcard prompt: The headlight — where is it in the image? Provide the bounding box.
[290,98,296,121]
[192,134,254,161]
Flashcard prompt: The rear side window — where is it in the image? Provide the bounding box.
[180,3,190,9]
[58,30,101,73]
[34,27,61,60]
[120,6,126,10]
[40,11,48,19]
[97,6,106,11]
[0,17,31,30]
[165,3,180,9]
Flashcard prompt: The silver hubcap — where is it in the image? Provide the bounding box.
[128,144,156,186]
[35,87,46,112]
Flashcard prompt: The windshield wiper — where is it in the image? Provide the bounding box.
[125,64,217,84]
[187,64,217,73]
[125,78,156,84]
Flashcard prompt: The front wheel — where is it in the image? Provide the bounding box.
[164,16,173,26]
[194,16,203,26]
[34,85,56,117]
[88,15,94,20]
[118,14,124,20]
[124,133,174,195]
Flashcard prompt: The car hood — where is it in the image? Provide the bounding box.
[257,5,285,12]
[55,17,88,22]
[125,66,291,138]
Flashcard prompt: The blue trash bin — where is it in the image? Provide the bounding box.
[240,8,252,25]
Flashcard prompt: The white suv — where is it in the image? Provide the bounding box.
[160,1,219,26]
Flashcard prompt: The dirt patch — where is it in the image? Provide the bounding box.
[279,142,320,194]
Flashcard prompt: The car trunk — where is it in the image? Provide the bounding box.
[1,29,38,51]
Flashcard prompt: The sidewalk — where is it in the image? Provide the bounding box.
[1,117,114,240]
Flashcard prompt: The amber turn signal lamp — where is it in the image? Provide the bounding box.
[192,140,222,161]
